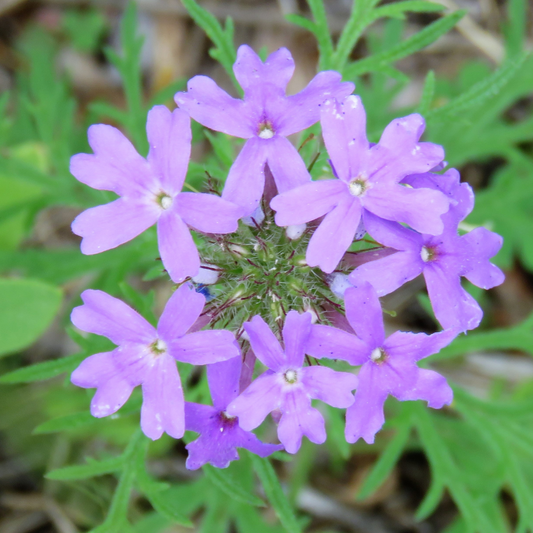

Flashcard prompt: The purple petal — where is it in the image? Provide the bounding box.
[72,198,159,255]
[234,45,294,93]
[365,184,449,235]
[384,329,457,364]
[276,73,355,137]
[238,430,284,458]
[306,197,362,273]
[70,124,155,196]
[185,402,217,433]
[175,76,255,138]
[208,357,242,411]
[226,373,283,430]
[90,377,134,418]
[345,363,388,444]
[168,330,239,365]
[146,106,191,196]
[306,324,368,365]
[278,388,326,453]
[282,311,312,368]
[424,263,483,332]
[185,427,241,470]
[348,249,423,297]
[363,211,423,251]
[460,228,505,289]
[239,348,256,393]
[141,354,184,440]
[71,351,116,389]
[158,284,206,341]
[341,247,397,269]
[270,179,346,226]
[71,289,155,345]
[177,193,243,234]
[243,315,285,371]
[401,368,453,408]
[344,284,385,348]
[266,135,312,194]
[222,137,267,215]
[301,366,357,407]
[157,209,200,283]
[320,96,369,182]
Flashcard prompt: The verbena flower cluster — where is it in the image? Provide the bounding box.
[70,45,505,469]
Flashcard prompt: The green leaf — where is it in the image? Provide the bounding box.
[345,11,465,78]
[0,352,85,384]
[371,1,444,20]
[0,277,62,357]
[204,464,265,507]
[145,490,193,527]
[417,70,436,115]
[34,411,97,434]
[46,456,124,480]
[180,0,238,91]
[503,0,527,58]
[250,455,301,533]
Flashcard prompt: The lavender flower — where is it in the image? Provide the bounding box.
[71,284,240,440]
[306,283,456,444]
[185,357,283,469]
[270,96,450,273]
[71,106,243,283]
[175,45,354,215]
[349,169,505,331]
[226,311,358,453]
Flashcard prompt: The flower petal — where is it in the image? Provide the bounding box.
[226,373,282,430]
[363,211,423,251]
[169,329,239,365]
[243,315,285,371]
[71,351,116,389]
[401,369,453,408]
[72,198,159,255]
[266,135,312,194]
[208,357,242,411]
[306,324,368,365]
[70,124,155,197]
[320,95,369,182]
[276,73,355,137]
[185,426,241,470]
[146,106,191,196]
[177,193,243,234]
[71,289,156,345]
[270,179,346,226]
[384,329,457,364]
[238,430,284,457]
[424,262,483,332]
[344,284,385,348]
[141,354,184,440]
[282,311,312,368]
[301,366,357,407]
[185,402,217,433]
[222,137,267,216]
[460,228,505,289]
[158,283,206,341]
[345,363,388,444]
[175,76,256,138]
[157,209,200,283]
[306,197,362,273]
[278,388,326,453]
[90,377,134,418]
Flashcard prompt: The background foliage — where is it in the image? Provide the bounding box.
[0,0,532,531]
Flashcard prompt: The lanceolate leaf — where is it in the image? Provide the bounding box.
[46,456,124,480]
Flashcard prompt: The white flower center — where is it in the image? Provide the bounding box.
[348,176,369,197]
[156,193,173,210]
[258,121,275,139]
[151,338,167,355]
[284,369,298,384]
[370,347,387,364]
[420,246,436,262]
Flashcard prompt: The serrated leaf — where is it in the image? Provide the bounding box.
[0,277,62,357]
[204,464,265,507]
[46,456,124,480]
[250,455,301,533]
[345,11,465,78]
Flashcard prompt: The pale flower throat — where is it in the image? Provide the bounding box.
[258,121,275,139]
[348,176,369,197]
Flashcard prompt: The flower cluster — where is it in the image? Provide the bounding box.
[70,45,504,468]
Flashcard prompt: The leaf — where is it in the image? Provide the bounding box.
[250,455,301,533]
[145,490,193,527]
[0,277,62,357]
[417,70,436,115]
[204,464,265,507]
[0,352,85,384]
[345,11,465,78]
[370,1,444,20]
[46,456,124,480]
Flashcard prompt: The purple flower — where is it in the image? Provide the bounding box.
[184,357,283,469]
[71,284,240,440]
[226,311,358,453]
[349,169,505,331]
[175,45,354,215]
[305,283,456,444]
[270,96,449,273]
[71,106,243,283]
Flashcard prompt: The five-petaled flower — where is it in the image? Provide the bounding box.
[71,105,244,283]
[71,284,240,440]
[175,45,354,215]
